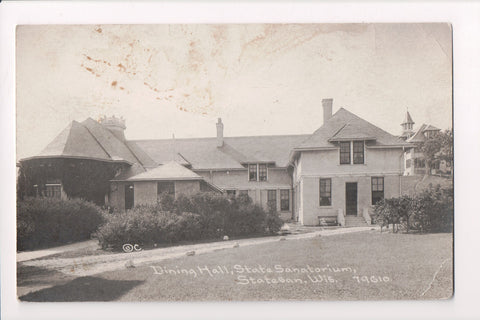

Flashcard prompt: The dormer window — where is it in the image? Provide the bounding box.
[340,142,351,164]
[248,164,257,181]
[248,163,268,181]
[353,141,364,164]
[339,141,365,165]
[259,164,267,181]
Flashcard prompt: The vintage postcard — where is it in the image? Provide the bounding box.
[16,23,453,302]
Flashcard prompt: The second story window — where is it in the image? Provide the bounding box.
[248,163,268,181]
[340,142,351,164]
[259,164,267,181]
[353,141,364,164]
[249,164,257,181]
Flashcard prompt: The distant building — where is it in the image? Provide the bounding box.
[400,111,451,176]
[21,100,448,226]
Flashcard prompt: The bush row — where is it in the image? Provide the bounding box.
[95,192,283,250]
[373,185,453,233]
[17,197,105,251]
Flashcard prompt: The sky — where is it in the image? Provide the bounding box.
[16,23,452,160]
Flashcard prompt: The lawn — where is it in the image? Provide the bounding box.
[18,230,453,301]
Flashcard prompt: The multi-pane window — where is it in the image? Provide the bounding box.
[340,142,351,164]
[280,190,290,211]
[267,190,277,210]
[249,164,257,181]
[258,164,267,181]
[353,141,364,164]
[319,178,332,206]
[157,181,175,195]
[45,184,61,198]
[371,177,384,205]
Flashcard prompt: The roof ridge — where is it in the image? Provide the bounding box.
[60,121,75,156]
[80,120,113,159]
[130,133,311,143]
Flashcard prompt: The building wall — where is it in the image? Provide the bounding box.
[174,180,200,198]
[196,167,293,219]
[134,181,158,205]
[294,147,404,225]
[109,181,126,211]
[299,148,404,176]
[299,174,401,226]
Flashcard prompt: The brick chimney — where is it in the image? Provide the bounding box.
[216,118,224,147]
[322,99,333,125]
[99,115,126,141]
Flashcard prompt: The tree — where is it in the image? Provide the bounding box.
[419,129,453,174]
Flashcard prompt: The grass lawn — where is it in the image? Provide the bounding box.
[18,231,453,301]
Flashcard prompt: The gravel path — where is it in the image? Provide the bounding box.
[19,226,377,277]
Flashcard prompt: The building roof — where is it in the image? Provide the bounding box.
[295,108,408,150]
[25,106,414,174]
[124,161,203,181]
[406,123,441,144]
[22,118,157,178]
[134,134,309,170]
[423,124,440,132]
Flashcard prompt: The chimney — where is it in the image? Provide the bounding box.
[216,118,224,147]
[322,99,333,125]
[99,115,126,141]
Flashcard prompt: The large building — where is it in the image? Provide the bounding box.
[19,99,432,226]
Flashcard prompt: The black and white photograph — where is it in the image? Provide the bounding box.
[13,22,455,303]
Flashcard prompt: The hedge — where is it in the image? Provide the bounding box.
[17,197,105,251]
[373,185,453,233]
[95,192,283,250]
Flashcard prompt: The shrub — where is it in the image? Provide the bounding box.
[373,185,453,233]
[17,197,105,251]
[96,192,284,249]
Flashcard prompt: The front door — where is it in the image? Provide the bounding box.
[125,184,134,210]
[345,182,357,216]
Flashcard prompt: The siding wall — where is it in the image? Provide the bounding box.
[294,147,404,226]
[196,167,293,219]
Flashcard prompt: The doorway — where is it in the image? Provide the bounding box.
[345,182,357,216]
[125,184,134,210]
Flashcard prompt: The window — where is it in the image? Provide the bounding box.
[45,184,61,198]
[371,177,384,205]
[319,178,332,206]
[258,164,267,181]
[238,190,249,198]
[353,141,364,164]
[226,190,236,199]
[415,158,426,168]
[340,142,351,164]
[280,190,290,211]
[267,190,277,210]
[157,181,175,195]
[248,164,257,181]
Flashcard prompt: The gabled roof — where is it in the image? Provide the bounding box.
[423,124,440,132]
[134,134,309,170]
[295,108,408,150]
[406,123,441,143]
[125,161,203,181]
